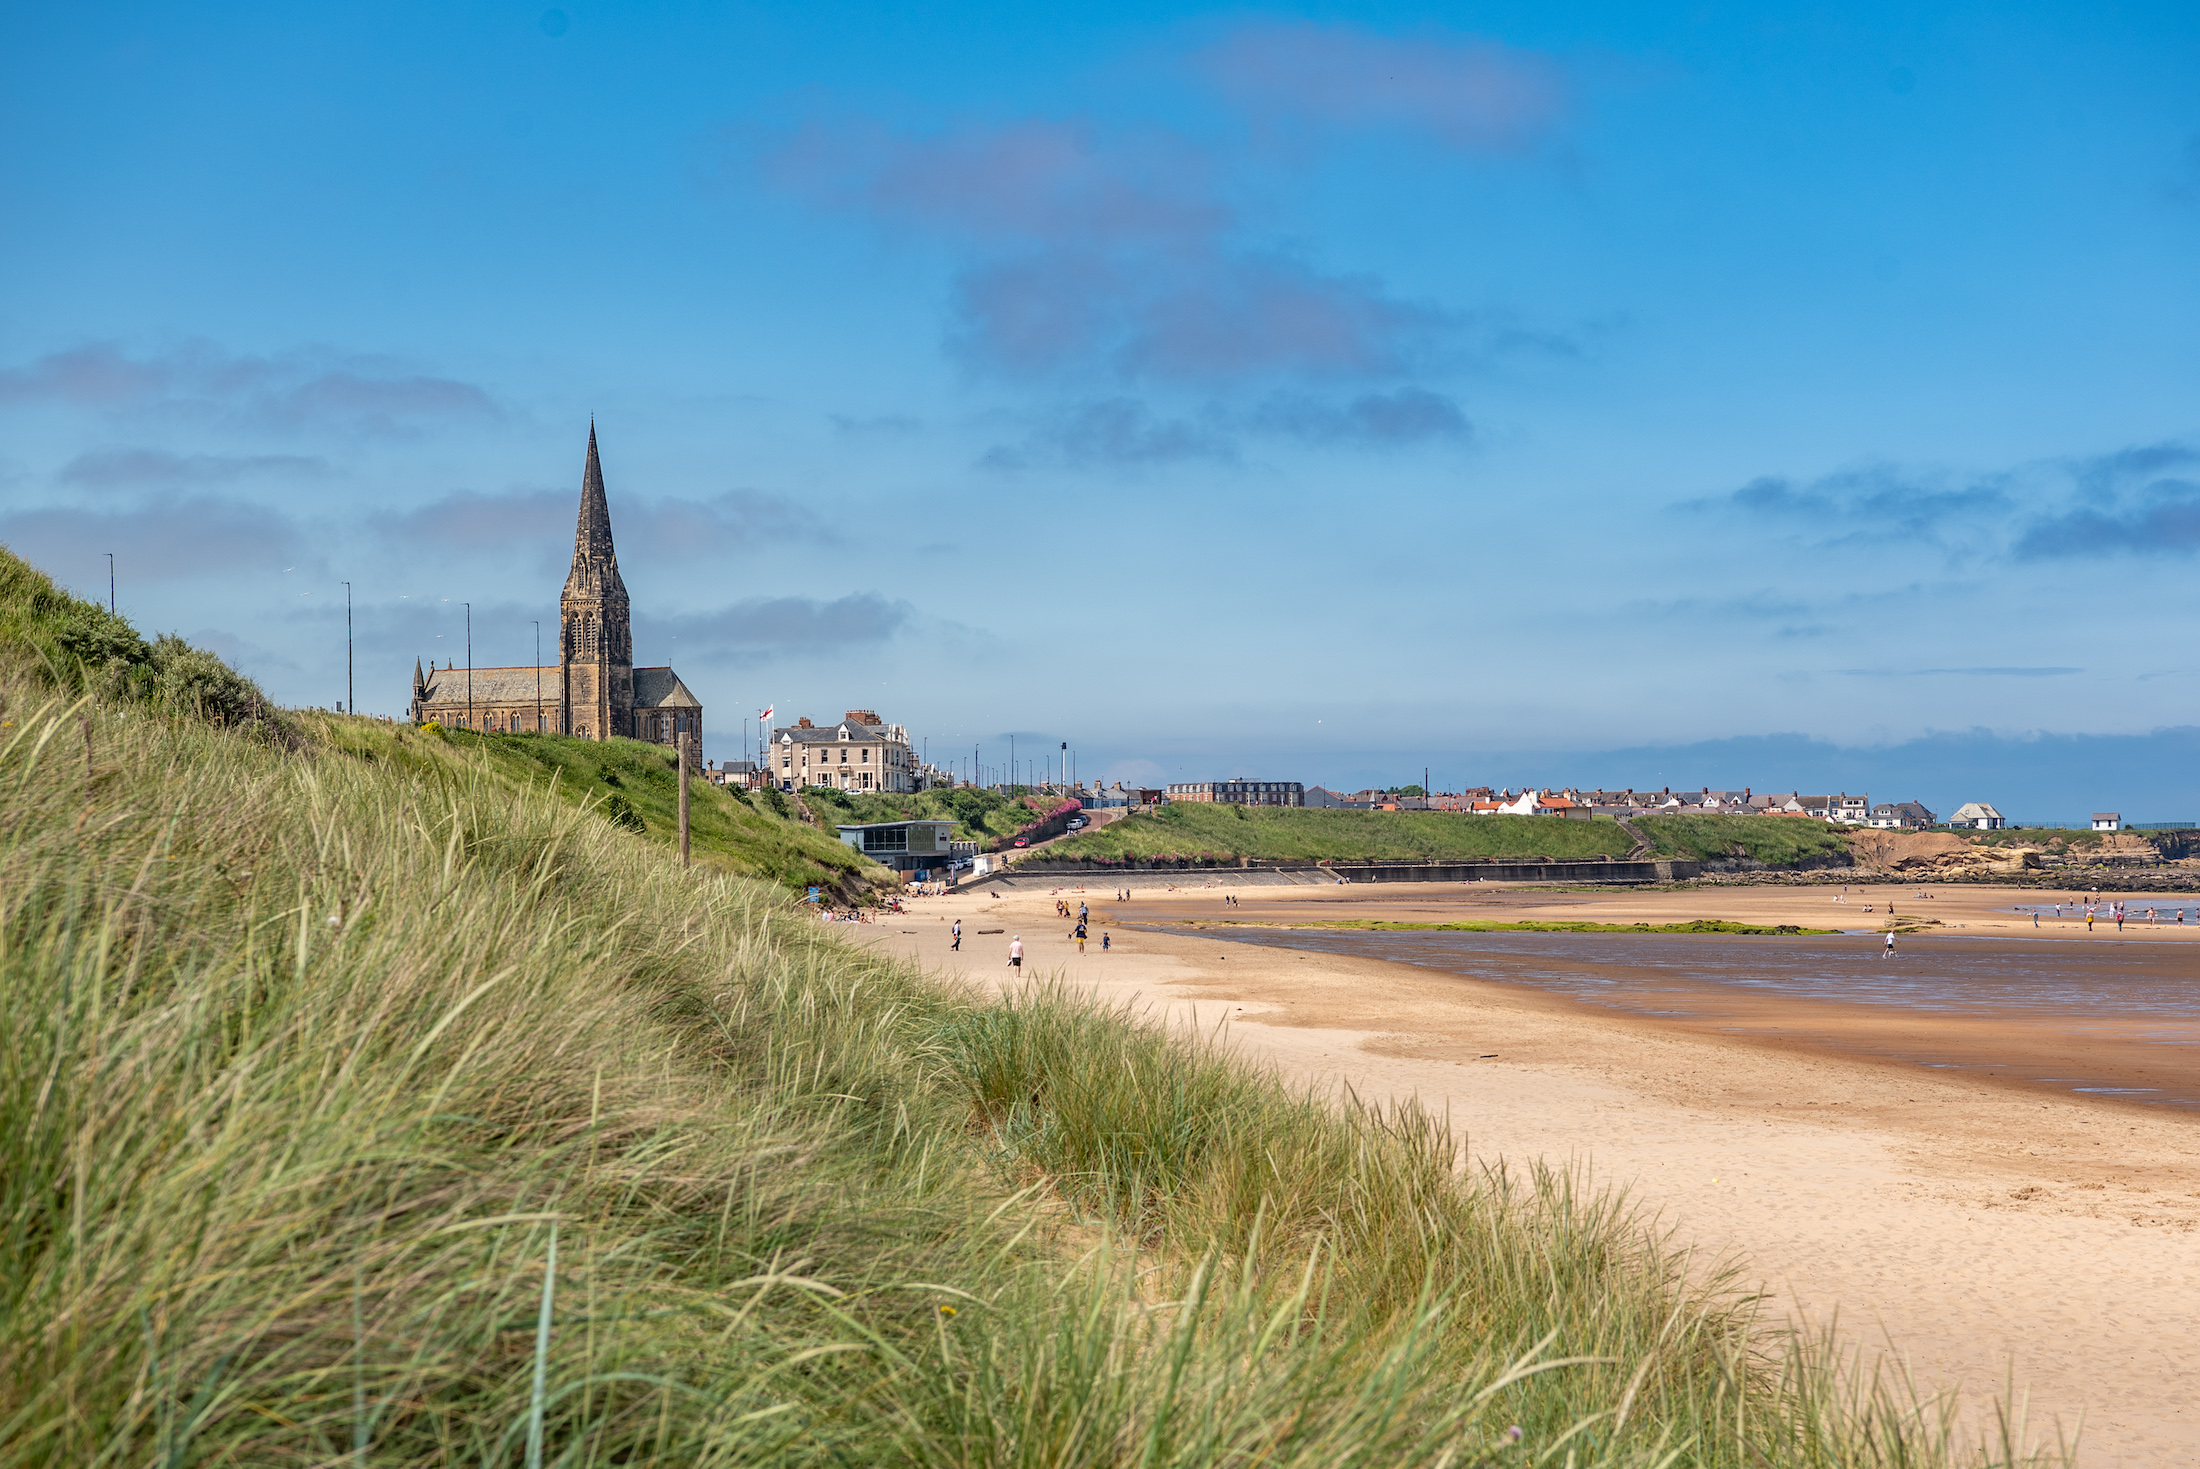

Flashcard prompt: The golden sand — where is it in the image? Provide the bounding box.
[861,879,2200,1468]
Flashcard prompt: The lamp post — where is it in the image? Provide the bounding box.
[464,602,473,730]
[106,553,114,614]
[533,621,541,733]
[343,582,353,715]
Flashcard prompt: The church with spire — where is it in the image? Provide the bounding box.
[409,426,703,748]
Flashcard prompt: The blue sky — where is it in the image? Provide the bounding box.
[3,2,2197,819]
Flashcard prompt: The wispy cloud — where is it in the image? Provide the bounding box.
[978,385,1470,470]
[1702,441,2200,562]
[0,342,498,435]
[1200,22,1562,153]
[980,399,1233,471]
[948,247,1451,381]
[1705,464,2012,541]
[373,486,834,556]
[2012,497,2200,558]
[2013,442,2200,559]
[829,412,923,439]
[1835,666,2084,678]
[373,489,569,550]
[641,593,910,659]
[0,496,307,583]
[58,447,334,491]
[749,23,1570,386]
[1248,387,1470,445]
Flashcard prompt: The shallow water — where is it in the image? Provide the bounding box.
[1171,926,2200,1108]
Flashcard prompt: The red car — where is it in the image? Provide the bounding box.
[1013,838,1029,847]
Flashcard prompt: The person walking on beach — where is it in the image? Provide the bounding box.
[951,919,961,952]
[1075,922,1087,954]
[1101,931,1111,951]
[1008,936,1023,971]
[1883,930,1897,959]
[2087,908,2095,932]
[2033,910,2039,928]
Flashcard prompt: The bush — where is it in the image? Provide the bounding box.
[146,634,262,725]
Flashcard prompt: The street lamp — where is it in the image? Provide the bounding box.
[343,581,353,715]
[533,620,542,733]
[464,602,473,730]
[106,553,114,614]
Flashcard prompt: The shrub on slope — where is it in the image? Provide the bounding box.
[0,545,295,739]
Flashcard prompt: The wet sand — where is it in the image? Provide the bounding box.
[857,879,2200,1468]
[1186,927,2200,1112]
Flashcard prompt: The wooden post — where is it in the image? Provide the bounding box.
[678,732,691,869]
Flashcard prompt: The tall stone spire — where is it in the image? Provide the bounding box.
[559,423,633,739]
[568,421,622,588]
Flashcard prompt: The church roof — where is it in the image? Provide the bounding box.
[417,665,557,706]
[633,667,700,709]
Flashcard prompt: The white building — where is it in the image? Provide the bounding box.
[1949,802,2005,830]
[771,710,916,793]
[2093,812,2123,831]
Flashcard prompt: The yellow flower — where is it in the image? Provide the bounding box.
[938,1305,957,1316]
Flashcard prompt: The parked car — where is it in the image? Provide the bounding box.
[1066,817,1086,829]
[1013,838,1029,848]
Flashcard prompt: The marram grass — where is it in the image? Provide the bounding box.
[0,682,2066,1467]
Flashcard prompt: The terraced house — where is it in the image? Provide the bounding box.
[771,711,916,793]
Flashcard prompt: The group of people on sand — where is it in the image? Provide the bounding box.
[2007,897,2191,932]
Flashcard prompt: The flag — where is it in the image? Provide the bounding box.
[758,705,774,723]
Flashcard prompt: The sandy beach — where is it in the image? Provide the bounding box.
[856,879,2200,1469]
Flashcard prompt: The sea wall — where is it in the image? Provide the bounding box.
[982,858,1701,889]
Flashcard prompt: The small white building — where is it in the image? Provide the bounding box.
[2093,812,2123,832]
[1949,802,2005,830]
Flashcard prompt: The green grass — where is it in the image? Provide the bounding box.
[800,784,1064,847]
[0,543,882,900]
[1632,814,1855,865]
[314,715,883,898]
[1035,805,1636,865]
[0,542,2059,1468]
[1202,919,1836,936]
[1962,827,2118,850]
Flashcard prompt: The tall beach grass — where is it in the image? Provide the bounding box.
[0,673,2063,1466]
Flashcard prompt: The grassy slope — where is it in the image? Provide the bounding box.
[1633,813,1856,865]
[1034,805,1635,864]
[314,715,883,898]
[0,555,2041,1466]
[0,542,881,900]
[799,783,1062,846]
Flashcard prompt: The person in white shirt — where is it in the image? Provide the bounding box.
[1008,936,1023,970]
